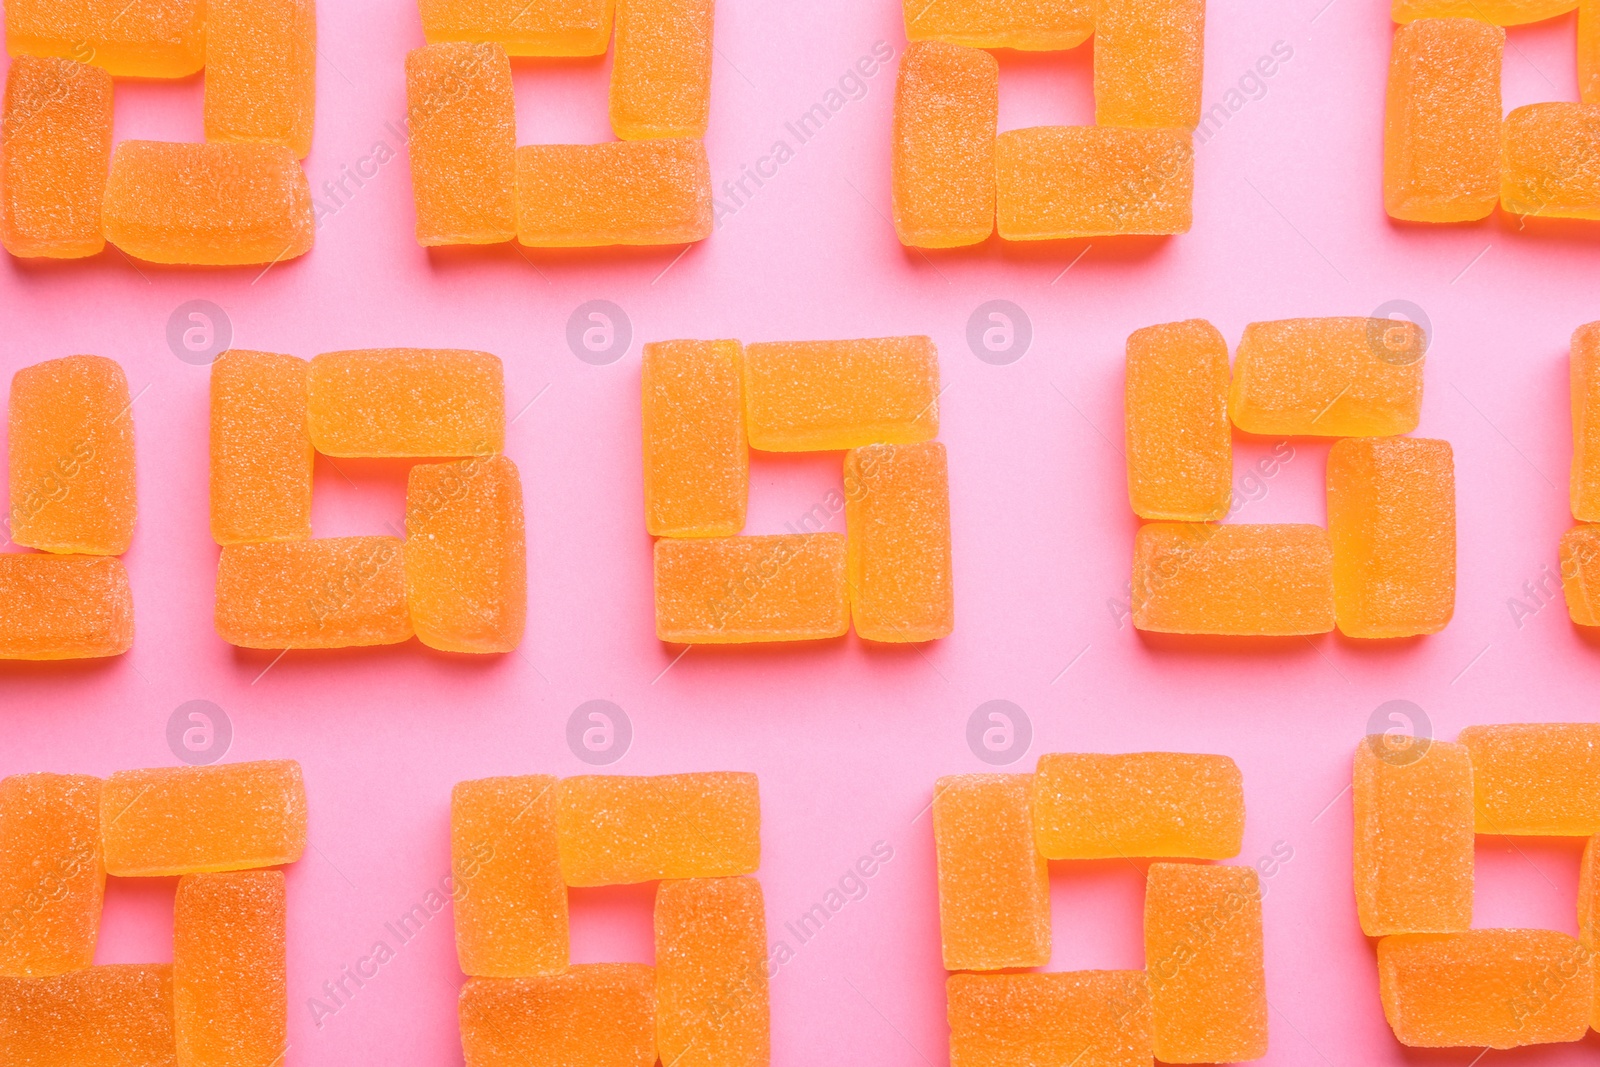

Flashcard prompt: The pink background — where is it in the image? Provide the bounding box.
[3,0,1600,1062]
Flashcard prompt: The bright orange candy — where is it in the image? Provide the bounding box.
[203,0,316,158]
[743,336,939,451]
[1580,833,1597,947]
[556,773,759,887]
[515,140,713,247]
[173,872,285,1067]
[892,42,998,249]
[0,963,176,1067]
[215,537,411,649]
[1230,317,1425,436]
[610,0,712,139]
[1145,863,1267,1063]
[1502,104,1600,220]
[418,0,615,56]
[1378,929,1595,1047]
[932,774,1050,971]
[1132,523,1335,636]
[1,57,112,258]
[307,349,505,457]
[655,878,769,1067]
[1459,723,1600,836]
[1124,319,1231,522]
[0,555,132,660]
[947,971,1153,1067]
[653,534,849,643]
[1033,752,1244,860]
[209,351,312,545]
[459,965,656,1067]
[1584,0,1600,104]
[1327,436,1455,638]
[901,0,1092,50]
[0,773,104,976]
[1560,524,1600,625]
[641,339,748,538]
[102,141,313,265]
[452,776,568,977]
[406,43,516,246]
[1094,0,1204,129]
[6,0,204,77]
[1572,322,1600,520]
[844,442,953,643]
[996,126,1193,240]
[1393,0,1575,22]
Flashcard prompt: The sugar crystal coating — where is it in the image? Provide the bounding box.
[641,339,748,538]
[0,963,176,1067]
[1,57,112,258]
[743,336,939,451]
[203,0,316,158]
[419,0,615,56]
[654,878,769,1067]
[515,140,713,247]
[1393,0,1575,22]
[609,0,713,139]
[996,126,1193,239]
[452,776,568,977]
[1458,723,1600,836]
[901,0,1092,50]
[1132,523,1335,636]
[1033,752,1244,860]
[1501,103,1600,220]
[845,442,953,643]
[209,351,312,545]
[556,773,759,887]
[173,872,286,1067]
[1094,0,1204,129]
[215,537,411,649]
[653,534,849,643]
[406,42,516,246]
[0,554,132,660]
[892,42,998,249]
[932,774,1050,971]
[1230,317,1424,436]
[0,773,104,976]
[459,965,656,1067]
[946,971,1153,1067]
[1124,319,1231,522]
[1584,0,1600,104]
[1560,525,1600,625]
[1572,323,1600,521]
[6,0,204,78]
[307,349,505,457]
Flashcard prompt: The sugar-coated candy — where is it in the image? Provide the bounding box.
[406,43,516,246]
[1132,523,1335,636]
[0,555,132,660]
[0,774,104,976]
[932,775,1050,971]
[996,126,1193,240]
[1378,929,1594,1047]
[1094,0,1204,129]
[307,349,504,458]
[1124,319,1231,522]
[655,878,769,1067]
[1572,323,1600,521]
[102,141,313,265]
[6,0,204,78]
[901,0,1092,50]
[460,965,656,1067]
[515,140,713,247]
[610,0,713,139]
[892,42,998,249]
[1,57,112,258]
[452,776,568,977]
[1230,317,1424,436]
[844,442,953,643]
[1458,723,1600,836]
[1560,525,1600,625]
[1502,103,1600,220]
[1145,863,1267,1063]
[1327,437,1455,638]
[215,537,411,649]
[1384,19,1502,223]
[209,351,312,545]
[1033,752,1244,860]
[743,336,939,451]
[419,0,615,56]
[556,773,759,887]
[1584,0,1600,104]
[173,872,285,1067]
[100,761,306,877]
[1580,833,1597,946]
[0,963,176,1067]
[1393,0,1575,22]
[641,339,748,538]
[204,0,317,158]
[947,971,1153,1067]
[653,534,849,643]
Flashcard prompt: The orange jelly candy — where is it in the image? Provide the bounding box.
[1033,752,1244,860]
[1584,0,1600,104]
[203,0,317,158]
[215,537,411,649]
[946,971,1153,1067]
[1,57,112,258]
[1094,0,1204,129]
[1352,737,1474,936]
[459,965,656,1067]
[743,336,939,451]
[844,442,953,643]
[6,0,204,78]
[655,878,769,1067]
[173,872,285,1067]
[1327,436,1455,638]
[406,42,516,246]
[610,0,712,139]
[932,774,1050,971]
[641,339,748,538]
[0,555,132,660]
[1393,0,1575,22]
[1560,524,1600,625]
[1459,723,1600,836]
[515,140,713,247]
[1132,523,1335,636]
[1229,317,1425,436]
[892,42,998,249]
[1384,19,1502,223]
[1572,322,1600,521]
[452,776,568,977]
[1124,319,1231,522]
[0,963,176,1067]
[0,773,104,976]
[1501,103,1600,220]
[307,349,504,457]
[556,773,759,887]
[653,534,849,643]
[418,0,615,56]
[901,0,1093,50]
[996,126,1193,240]
[209,351,312,545]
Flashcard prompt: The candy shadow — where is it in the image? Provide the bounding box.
[227,639,425,677]
[1133,630,1332,659]
[1492,210,1600,246]
[424,240,700,274]
[0,654,126,681]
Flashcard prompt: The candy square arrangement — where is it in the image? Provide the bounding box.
[0,0,316,264]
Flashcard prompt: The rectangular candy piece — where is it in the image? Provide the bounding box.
[452,776,568,977]
[609,0,713,139]
[1145,863,1267,1063]
[459,965,656,1067]
[1393,0,1575,22]
[1094,0,1204,129]
[173,872,285,1067]
[1561,525,1600,625]
[1124,319,1231,522]
[405,456,526,654]
[203,0,317,158]
[1384,19,1502,223]
[515,140,713,247]
[209,351,312,545]
[1573,322,1600,521]
[997,125,1193,239]
[215,538,411,649]
[0,555,132,660]
[641,339,748,538]
[1132,523,1335,636]
[0,773,104,976]
[0,963,176,1067]
[1502,103,1600,220]
[406,43,516,245]
[1585,0,1600,104]
[655,878,769,1067]
[1378,929,1594,1047]
[743,336,939,451]
[1033,753,1244,860]
[947,971,1153,1067]
[902,0,1092,50]
[653,534,849,643]
[103,141,313,265]
[892,42,998,249]
[9,355,135,555]
[307,349,505,457]
[556,773,759,886]
[419,0,614,56]
[1,57,112,258]
[1229,317,1425,436]
[1352,738,1473,937]
[1458,723,1600,835]
[1327,436,1455,638]
[6,0,204,77]
[844,442,953,643]
[932,775,1050,971]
